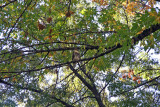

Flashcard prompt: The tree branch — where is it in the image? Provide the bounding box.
[111,75,160,97]
[6,0,32,40]
[1,23,160,73]
[69,64,94,93]
[0,0,17,9]
[2,24,159,66]
[136,69,160,75]
[0,79,74,107]
[73,96,95,104]
[132,24,160,44]
[99,54,125,94]
[69,64,105,107]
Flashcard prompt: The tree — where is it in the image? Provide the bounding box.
[0,0,160,106]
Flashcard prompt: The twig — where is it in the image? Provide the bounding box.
[6,0,32,40]
[0,0,17,9]
[0,78,74,107]
[111,75,160,97]
[99,53,125,94]
[73,96,95,104]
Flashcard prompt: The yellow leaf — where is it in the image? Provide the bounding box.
[16,56,22,60]
[122,1,127,6]
[150,35,154,41]
[80,9,86,15]
[3,75,8,78]
[120,70,127,73]
[119,77,125,81]
[140,41,145,46]
[115,42,119,46]
[149,11,157,17]
[156,16,160,23]
[60,13,65,17]
[3,8,8,11]
[52,5,55,10]
[62,52,67,56]
[51,61,54,65]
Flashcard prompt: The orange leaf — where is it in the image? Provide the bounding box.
[136,76,142,79]
[69,11,74,15]
[132,76,138,81]
[128,72,131,78]
[49,53,53,57]
[12,77,17,82]
[130,70,134,75]
[44,36,49,40]
[136,28,145,35]
[137,80,141,84]
[100,0,104,5]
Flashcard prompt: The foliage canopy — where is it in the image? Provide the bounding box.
[0,0,160,106]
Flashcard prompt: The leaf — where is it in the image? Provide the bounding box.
[149,35,154,41]
[137,80,141,84]
[38,21,45,30]
[47,17,52,23]
[132,76,138,81]
[128,72,131,78]
[1,0,160,106]
[12,77,17,82]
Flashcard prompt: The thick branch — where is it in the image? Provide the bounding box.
[69,64,94,93]
[69,64,105,107]
[2,24,159,65]
[2,24,160,73]
[132,24,160,44]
